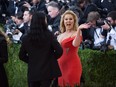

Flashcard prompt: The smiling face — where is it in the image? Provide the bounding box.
[60,10,78,33]
[63,14,75,31]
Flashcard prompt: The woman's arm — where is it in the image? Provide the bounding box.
[73,23,91,47]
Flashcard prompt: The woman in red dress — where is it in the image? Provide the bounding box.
[57,10,91,87]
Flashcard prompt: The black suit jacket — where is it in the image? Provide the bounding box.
[19,33,63,82]
[48,14,61,34]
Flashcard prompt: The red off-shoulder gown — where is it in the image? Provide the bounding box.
[58,37,82,87]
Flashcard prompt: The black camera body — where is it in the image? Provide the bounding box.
[96,20,105,27]
[4,19,17,38]
[100,41,108,52]
[96,19,111,28]
[92,42,108,52]
[83,38,110,52]
[82,39,94,49]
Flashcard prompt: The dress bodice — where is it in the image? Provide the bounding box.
[61,37,78,55]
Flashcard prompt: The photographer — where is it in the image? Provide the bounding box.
[12,12,26,43]
[4,17,17,37]
[46,1,61,36]
[5,12,25,43]
[101,11,116,50]
[82,11,105,49]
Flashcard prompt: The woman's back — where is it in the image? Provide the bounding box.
[19,11,63,83]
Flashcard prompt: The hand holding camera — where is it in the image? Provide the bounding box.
[12,29,20,35]
[101,20,111,30]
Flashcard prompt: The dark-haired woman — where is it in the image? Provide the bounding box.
[0,29,9,87]
[19,11,63,87]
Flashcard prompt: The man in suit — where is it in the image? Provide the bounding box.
[46,1,61,36]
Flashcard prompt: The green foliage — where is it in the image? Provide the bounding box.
[79,49,116,87]
[4,43,116,87]
[5,44,28,87]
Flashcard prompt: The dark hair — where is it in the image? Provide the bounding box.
[23,8,35,15]
[15,12,23,20]
[77,0,86,4]
[107,11,116,20]
[28,11,51,45]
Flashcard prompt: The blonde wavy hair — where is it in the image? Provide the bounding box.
[60,10,79,33]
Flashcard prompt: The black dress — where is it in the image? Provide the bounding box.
[0,34,9,87]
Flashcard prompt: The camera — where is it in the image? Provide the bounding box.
[96,20,105,27]
[101,36,112,52]
[100,41,108,52]
[4,19,17,38]
[92,42,108,52]
[82,39,93,49]
[96,19,111,28]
